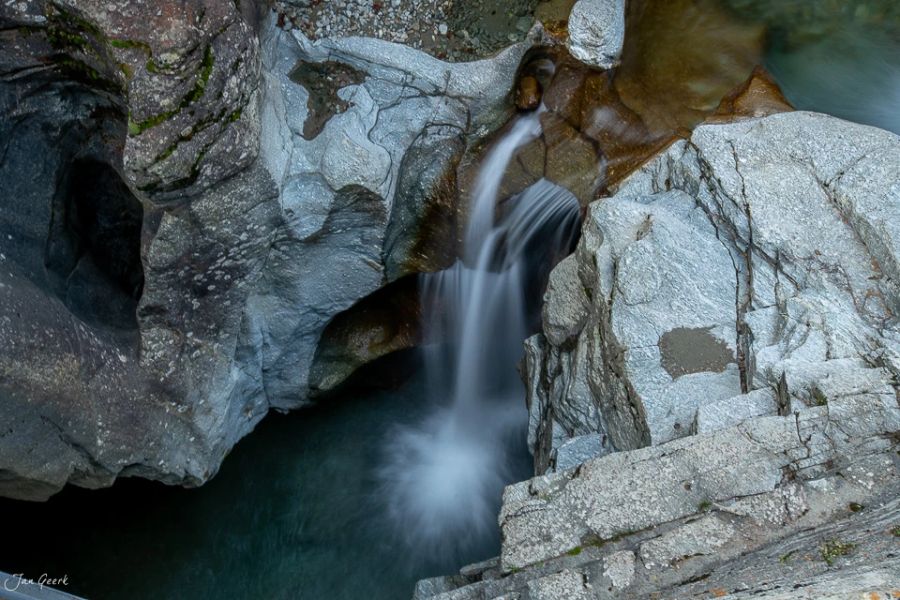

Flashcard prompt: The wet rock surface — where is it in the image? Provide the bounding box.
[466,0,767,210]
[711,65,793,121]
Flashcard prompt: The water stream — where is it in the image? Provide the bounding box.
[378,110,580,564]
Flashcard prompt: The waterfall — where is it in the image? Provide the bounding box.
[377,110,582,565]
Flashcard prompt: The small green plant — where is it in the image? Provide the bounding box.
[820,539,855,565]
[779,550,796,563]
[810,386,828,406]
[891,526,900,537]
[566,546,582,556]
[698,500,713,512]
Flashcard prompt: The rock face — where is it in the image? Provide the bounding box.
[415,110,900,599]
[525,111,900,471]
[478,4,767,210]
[0,9,530,499]
[566,0,625,69]
[255,25,532,402]
[1,0,263,200]
[416,392,900,598]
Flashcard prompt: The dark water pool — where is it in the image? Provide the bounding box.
[730,0,900,134]
[0,370,524,600]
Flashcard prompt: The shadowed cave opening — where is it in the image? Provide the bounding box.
[45,158,144,331]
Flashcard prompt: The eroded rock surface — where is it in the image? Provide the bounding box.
[0,10,530,499]
[258,25,533,401]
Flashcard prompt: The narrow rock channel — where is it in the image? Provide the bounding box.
[0,1,898,599]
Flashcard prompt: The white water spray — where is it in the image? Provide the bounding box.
[378,110,582,563]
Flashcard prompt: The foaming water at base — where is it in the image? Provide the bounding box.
[378,400,526,563]
[377,108,581,565]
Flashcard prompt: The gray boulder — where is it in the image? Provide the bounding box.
[566,0,626,70]
[526,111,900,469]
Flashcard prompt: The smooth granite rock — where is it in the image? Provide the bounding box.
[258,22,533,402]
[525,111,900,469]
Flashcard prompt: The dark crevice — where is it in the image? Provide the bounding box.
[45,158,144,330]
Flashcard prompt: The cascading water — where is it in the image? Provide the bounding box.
[378,109,582,565]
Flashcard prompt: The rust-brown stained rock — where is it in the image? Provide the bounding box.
[460,0,767,205]
[516,75,544,111]
[540,111,600,203]
[384,134,465,281]
[497,135,547,203]
[614,0,764,134]
[534,0,578,42]
[309,275,422,396]
[710,66,794,122]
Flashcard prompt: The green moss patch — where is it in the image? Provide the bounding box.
[820,539,855,565]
